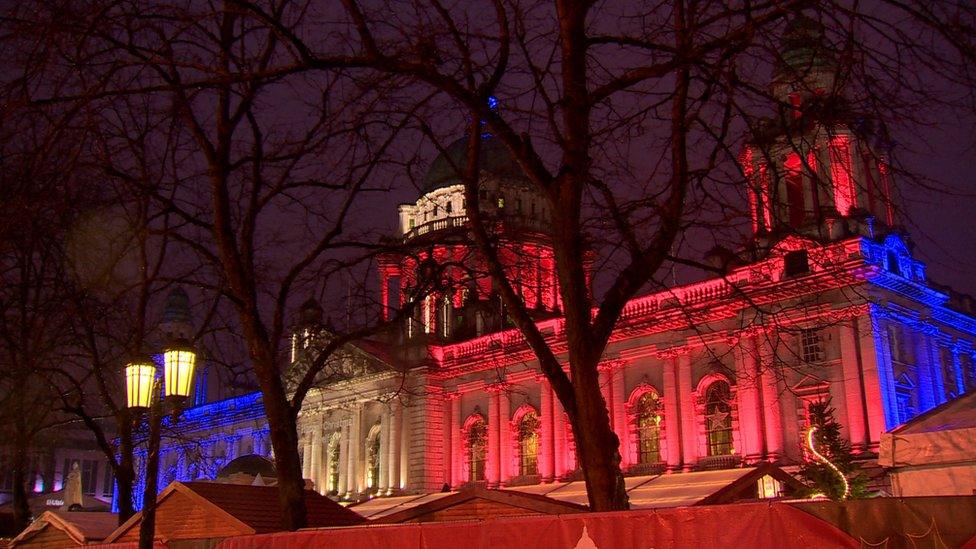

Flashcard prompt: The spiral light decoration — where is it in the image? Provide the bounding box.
[806,426,850,500]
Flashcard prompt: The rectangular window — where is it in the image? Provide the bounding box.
[102,464,114,498]
[82,460,98,496]
[784,250,810,277]
[800,329,824,363]
[0,454,13,492]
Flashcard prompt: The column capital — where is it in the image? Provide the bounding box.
[655,346,689,360]
[598,358,626,372]
[738,325,771,339]
[485,381,510,393]
[444,391,462,401]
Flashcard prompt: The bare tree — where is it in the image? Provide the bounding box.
[0,99,96,530]
[8,0,441,530]
[219,0,976,511]
[9,0,975,522]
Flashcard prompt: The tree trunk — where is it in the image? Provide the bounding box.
[11,436,30,532]
[263,391,307,530]
[138,405,162,549]
[116,422,136,523]
[570,356,629,511]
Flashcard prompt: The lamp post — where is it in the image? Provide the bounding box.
[124,339,196,549]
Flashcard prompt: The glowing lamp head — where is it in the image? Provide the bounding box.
[125,360,157,410]
[163,342,196,400]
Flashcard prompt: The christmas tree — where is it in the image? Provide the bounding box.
[798,399,867,500]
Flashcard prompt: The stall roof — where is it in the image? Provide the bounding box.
[105,481,366,543]
[9,510,117,547]
[370,486,587,523]
[349,493,454,520]
[889,391,976,435]
[351,465,801,519]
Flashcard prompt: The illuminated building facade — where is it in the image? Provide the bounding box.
[146,17,976,504]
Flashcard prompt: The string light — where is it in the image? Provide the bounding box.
[805,426,850,500]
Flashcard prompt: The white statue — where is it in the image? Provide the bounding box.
[61,462,84,510]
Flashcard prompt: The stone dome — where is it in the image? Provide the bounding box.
[217,454,277,479]
[774,14,835,80]
[421,136,527,195]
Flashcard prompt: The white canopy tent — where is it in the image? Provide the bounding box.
[878,391,976,496]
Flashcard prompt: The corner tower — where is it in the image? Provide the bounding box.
[741,15,896,244]
[380,132,560,342]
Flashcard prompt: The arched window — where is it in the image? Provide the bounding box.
[515,410,540,477]
[635,392,663,464]
[465,415,487,482]
[327,432,341,493]
[365,424,381,492]
[704,381,734,456]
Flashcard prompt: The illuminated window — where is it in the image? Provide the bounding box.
[784,153,805,228]
[757,475,781,499]
[366,425,381,491]
[516,410,540,476]
[497,197,505,208]
[409,218,415,229]
[704,381,734,456]
[634,392,662,464]
[465,416,487,482]
[801,329,824,363]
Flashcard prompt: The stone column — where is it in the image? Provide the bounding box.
[916,332,940,410]
[539,377,555,482]
[607,362,630,468]
[378,408,390,493]
[487,387,500,487]
[553,389,566,478]
[951,345,967,396]
[676,351,697,470]
[758,335,783,460]
[387,400,401,494]
[338,422,349,496]
[498,389,511,484]
[661,353,682,471]
[859,313,894,446]
[301,435,312,480]
[450,395,462,487]
[598,366,612,423]
[310,427,323,493]
[399,399,409,489]
[732,339,762,462]
[838,318,869,450]
[350,404,363,495]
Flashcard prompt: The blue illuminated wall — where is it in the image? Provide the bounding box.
[117,391,268,512]
[861,234,976,431]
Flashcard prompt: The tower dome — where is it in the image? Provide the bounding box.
[163,286,192,325]
[421,136,527,195]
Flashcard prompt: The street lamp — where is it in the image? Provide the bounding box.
[124,341,197,549]
[163,340,196,401]
[125,359,157,411]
